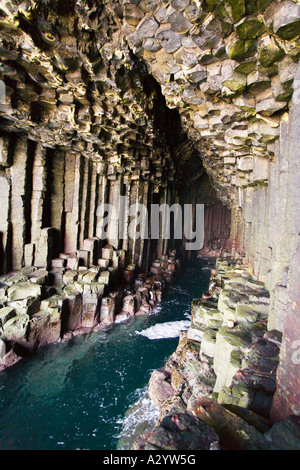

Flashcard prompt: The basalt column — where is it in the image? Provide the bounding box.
[3,0,298,425]
[116,0,300,423]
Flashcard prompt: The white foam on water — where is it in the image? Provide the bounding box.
[136,318,191,340]
[116,388,160,450]
[114,314,130,324]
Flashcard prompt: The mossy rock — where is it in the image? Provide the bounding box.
[275,19,300,41]
[218,20,233,38]
[235,60,257,74]
[206,319,223,329]
[215,0,245,24]
[257,63,278,77]
[275,87,293,102]
[229,39,257,62]
[2,313,29,340]
[287,43,300,61]
[182,358,204,386]
[236,18,266,40]
[236,304,260,324]
[203,308,223,324]
[214,45,227,60]
[245,0,272,15]
[185,340,201,354]
[213,326,251,392]
[191,298,203,311]
[259,44,285,67]
[226,0,246,23]
[203,327,217,342]
[220,383,273,418]
[222,72,247,94]
[199,53,218,65]
[218,382,255,409]
[217,326,251,348]
[214,3,233,24]
[247,78,271,95]
[230,348,244,368]
[251,321,268,339]
[202,0,219,12]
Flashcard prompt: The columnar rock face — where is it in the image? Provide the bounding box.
[0,0,299,422]
[136,260,299,450]
[0,0,218,275]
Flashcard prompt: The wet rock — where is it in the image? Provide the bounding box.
[233,368,277,394]
[222,404,270,433]
[27,309,61,350]
[0,341,28,371]
[61,291,82,332]
[100,297,115,325]
[119,295,135,317]
[143,257,286,449]
[143,408,219,450]
[81,291,99,328]
[252,337,280,357]
[148,369,176,410]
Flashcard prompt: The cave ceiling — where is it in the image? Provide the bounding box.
[0,0,300,205]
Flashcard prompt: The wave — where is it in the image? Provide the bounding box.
[136,319,191,340]
[116,387,160,450]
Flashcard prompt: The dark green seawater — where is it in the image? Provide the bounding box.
[0,258,213,450]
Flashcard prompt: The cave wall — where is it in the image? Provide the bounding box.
[234,68,300,331]
[0,0,206,273]
[116,0,300,422]
[0,0,299,421]
[116,0,300,326]
[230,70,300,421]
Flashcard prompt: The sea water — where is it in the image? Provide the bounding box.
[0,257,213,450]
